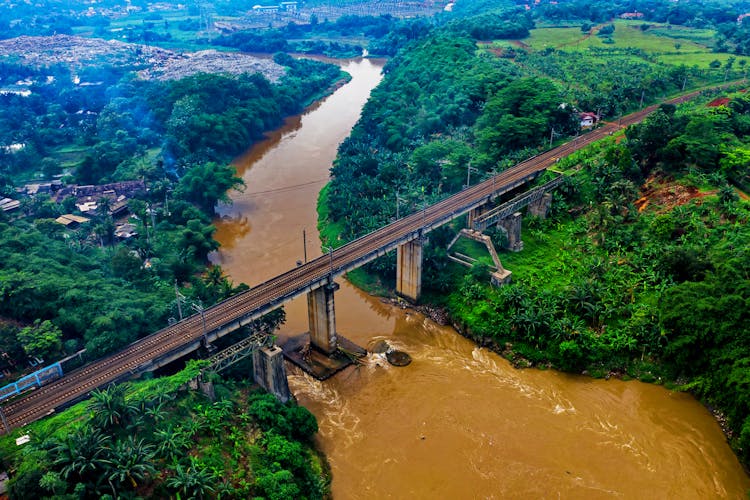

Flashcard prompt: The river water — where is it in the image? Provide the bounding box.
[211,57,750,498]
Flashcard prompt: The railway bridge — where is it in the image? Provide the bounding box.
[0,94,702,433]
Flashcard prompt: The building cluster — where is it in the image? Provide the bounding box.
[52,179,146,216]
[251,1,299,13]
[4,180,145,240]
[619,11,645,19]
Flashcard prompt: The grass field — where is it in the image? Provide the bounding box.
[52,144,87,166]
[522,20,750,69]
[72,9,213,51]
[656,52,750,67]
[647,25,717,45]
[494,225,581,287]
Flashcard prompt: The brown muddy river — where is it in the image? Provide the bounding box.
[211,57,750,498]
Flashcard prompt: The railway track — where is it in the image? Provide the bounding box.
[0,85,728,433]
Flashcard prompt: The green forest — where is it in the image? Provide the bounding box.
[1,0,750,496]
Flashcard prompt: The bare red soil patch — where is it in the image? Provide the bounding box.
[707,96,731,107]
[635,175,715,213]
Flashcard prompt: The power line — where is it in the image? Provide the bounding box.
[242,178,328,197]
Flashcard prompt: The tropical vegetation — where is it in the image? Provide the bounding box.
[1,364,328,499]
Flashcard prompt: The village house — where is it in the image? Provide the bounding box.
[0,197,20,213]
[579,111,599,128]
[54,213,90,228]
[20,180,62,196]
[114,222,138,239]
[620,11,644,19]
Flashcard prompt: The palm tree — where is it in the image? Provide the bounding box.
[166,458,216,499]
[566,281,597,318]
[145,400,168,424]
[93,218,115,247]
[88,384,134,430]
[215,479,236,499]
[154,424,190,462]
[719,184,738,206]
[53,426,112,482]
[195,265,231,304]
[106,436,156,496]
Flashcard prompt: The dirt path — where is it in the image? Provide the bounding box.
[554,22,608,50]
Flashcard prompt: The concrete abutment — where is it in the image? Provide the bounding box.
[252,345,291,403]
[528,192,552,219]
[497,212,524,252]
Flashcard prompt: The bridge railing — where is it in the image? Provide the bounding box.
[472,175,565,231]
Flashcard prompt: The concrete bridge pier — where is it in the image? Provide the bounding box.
[307,282,340,354]
[396,237,424,302]
[284,280,366,380]
[498,212,524,252]
[528,193,552,219]
[252,345,291,403]
[467,206,487,229]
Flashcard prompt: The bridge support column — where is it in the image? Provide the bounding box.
[467,206,487,229]
[528,193,552,219]
[498,212,524,252]
[396,237,423,302]
[307,282,340,355]
[253,345,291,403]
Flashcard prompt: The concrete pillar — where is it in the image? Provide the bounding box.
[198,380,215,401]
[528,193,552,219]
[498,212,524,252]
[396,238,423,302]
[467,206,486,229]
[252,345,291,403]
[307,282,339,354]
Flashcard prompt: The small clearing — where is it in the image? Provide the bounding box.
[635,175,715,213]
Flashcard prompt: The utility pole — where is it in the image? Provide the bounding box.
[148,203,156,235]
[639,89,645,108]
[323,246,334,281]
[395,189,407,220]
[191,301,208,348]
[174,280,183,320]
[465,164,479,189]
[302,229,307,263]
[486,168,500,196]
